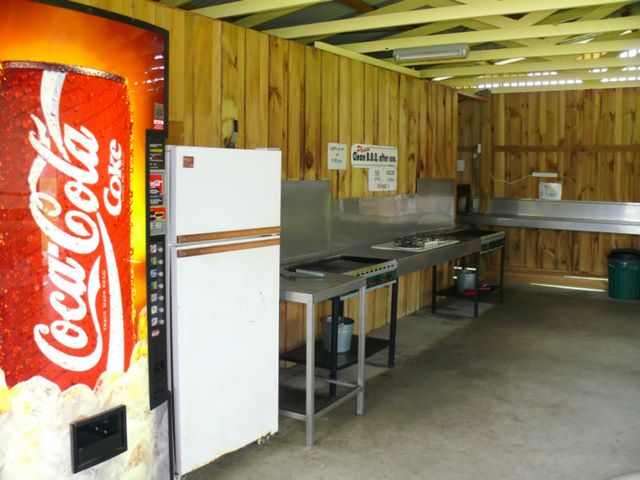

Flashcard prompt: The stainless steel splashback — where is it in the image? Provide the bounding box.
[280,180,331,264]
[460,197,640,235]
[489,198,640,222]
[331,179,456,252]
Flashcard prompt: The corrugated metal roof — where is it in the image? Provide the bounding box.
[260,3,357,30]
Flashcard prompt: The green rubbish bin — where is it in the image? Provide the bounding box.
[608,249,640,300]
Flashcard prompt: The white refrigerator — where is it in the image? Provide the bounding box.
[166,146,281,478]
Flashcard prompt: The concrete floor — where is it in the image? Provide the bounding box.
[186,285,640,480]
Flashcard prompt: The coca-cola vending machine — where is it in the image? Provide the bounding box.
[0,1,170,478]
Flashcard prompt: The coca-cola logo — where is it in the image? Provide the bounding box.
[27,70,126,373]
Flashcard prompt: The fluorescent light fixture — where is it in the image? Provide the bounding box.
[475,77,584,89]
[589,68,608,73]
[620,29,633,36]
[602,76,638,83]
[619,48,638,59]
[493,57,525,65]
[432,76,453,81]
[527,71,558,77]
[392,44,469,63]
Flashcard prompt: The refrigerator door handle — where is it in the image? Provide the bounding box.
[176,237,280,258]
[176,226,280,245]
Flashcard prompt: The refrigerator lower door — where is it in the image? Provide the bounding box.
[170,238,279,476]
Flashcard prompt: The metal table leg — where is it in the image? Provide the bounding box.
[474,251,480,319]
[329,297,340,398]
[388,281,398,367]
[305,300,315,448]
[431,265,437,313]
[499,245,506,304]
[356,285,366,415]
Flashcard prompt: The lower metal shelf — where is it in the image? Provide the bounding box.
[279,383,359,416]
[279,336,389,370]
[436,284,502,300]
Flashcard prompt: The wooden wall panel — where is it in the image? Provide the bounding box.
[193,16,222,147]
[320,52,339,185]
[488,88,640,202]
[286,42,305,181]
[245,29,269,149]
[221,23,245,148]
[304,47,322,181]
[268,36,289,178]
[77,0,459,351]
[460,88,640,288]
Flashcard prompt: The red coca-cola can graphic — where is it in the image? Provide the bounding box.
[0,61,133,390]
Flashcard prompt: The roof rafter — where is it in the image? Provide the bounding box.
[422,56,640,78]
[468,79,640,93]
[265,0,627,39]
[346,16,639,53]
[194,0,330,19]
[442,69,637,87]
[411,39,640,71]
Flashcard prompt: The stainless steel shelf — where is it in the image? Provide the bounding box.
[280,337,390,370]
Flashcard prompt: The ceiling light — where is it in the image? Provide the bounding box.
[392,44,469,63]
[620,30,633,36]
[493,57,525,66]
[619,48,638,59]
[589,68,608,73]
[432,76,453,81]
[527,71,558,77]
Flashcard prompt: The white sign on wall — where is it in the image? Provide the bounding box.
[539,182,562,200]
[368,167,397,192]
[351,144,398,168]
[327,142,347,170]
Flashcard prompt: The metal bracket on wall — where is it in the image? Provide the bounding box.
[225,119,238,148]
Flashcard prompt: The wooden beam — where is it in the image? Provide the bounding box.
[313,42,420,78]
[421,56,640,78]
[457,90,489,102]
[409,39,640,69]
[266,0,627,39]
[194,0,330,19]
[344,16,639,53]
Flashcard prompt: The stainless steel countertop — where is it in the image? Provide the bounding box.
[279,271,366,304]
[459,213,640,235]
[280,229,486,303]
[341,237,481,277]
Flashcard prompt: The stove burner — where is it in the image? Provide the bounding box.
[393,235,455,249]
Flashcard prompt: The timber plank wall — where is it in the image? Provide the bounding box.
[76,0,459,350]
[458,89,640,285]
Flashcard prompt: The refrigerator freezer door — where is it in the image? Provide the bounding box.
[167,146,281,244]
[171,239,280,476]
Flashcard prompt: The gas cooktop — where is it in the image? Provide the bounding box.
[372,235,459,252]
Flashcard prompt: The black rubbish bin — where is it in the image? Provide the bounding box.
[607,249,640,300]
